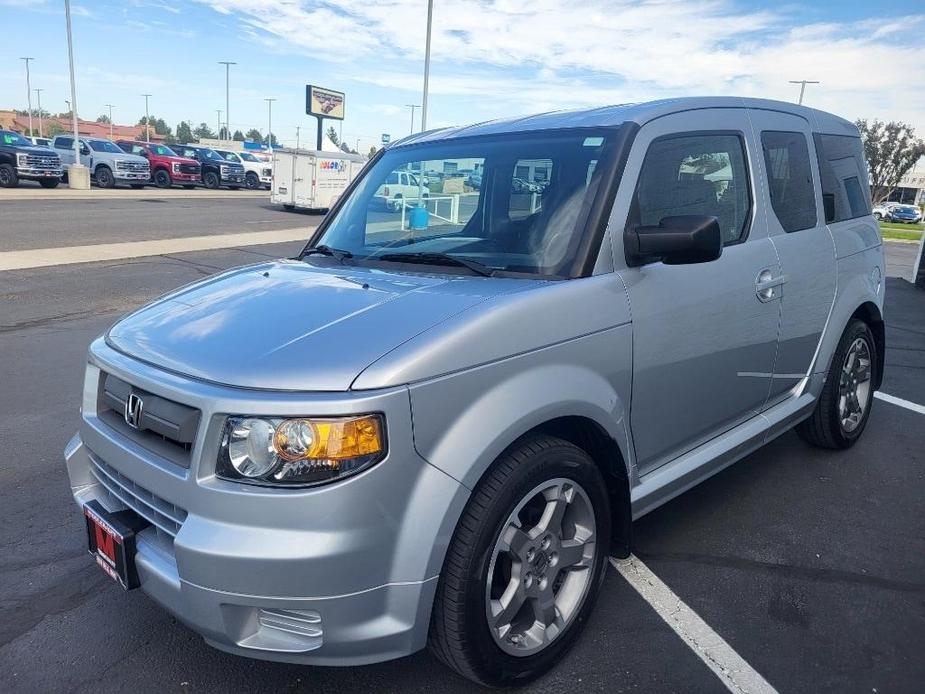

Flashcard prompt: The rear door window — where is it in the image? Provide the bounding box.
[813,134,871,223]
[760,131,817,233]
[55,137,73,149]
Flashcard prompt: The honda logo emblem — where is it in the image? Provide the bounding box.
[124,393,144,429]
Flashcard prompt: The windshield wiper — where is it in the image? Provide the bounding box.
[377,251,495,277]
[302,244,354,263]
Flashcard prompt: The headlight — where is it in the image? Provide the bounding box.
[172,162,181,173]
[16,153,28,167]
[116,160,127,169]
[217,414,386,487]
[220,165,229,175]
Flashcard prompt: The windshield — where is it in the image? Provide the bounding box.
[202,149,223,161]
[310,129,618,277]
[239,152,260,162]
[88,140,124,153]
[151,144,177,156]
[2,131,34,147]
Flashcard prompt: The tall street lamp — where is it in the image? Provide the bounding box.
[264,98,276,151]
[216,109,223,139]
[105,103,115,140]
[20,57,34,136]
[421,0,433,131]
[142,93,152,142]
[405,104,420,134]
[789,80,820,105]
[219,61,236,138]
[34,88,44,138]
[64,0,88,188]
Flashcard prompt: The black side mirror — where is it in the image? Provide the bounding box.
[624,215,723,266]
[80,146,90,156]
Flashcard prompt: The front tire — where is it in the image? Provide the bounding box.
[153,169,172,188]
[245,172,260,190]
[0,163,19,188]
[203,171,220,189]
[797,319,877,449]
[429,435,611,687]
[39,178,60,189]
[95,166,115,188]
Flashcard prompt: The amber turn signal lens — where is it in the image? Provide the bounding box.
[274,415,383,462]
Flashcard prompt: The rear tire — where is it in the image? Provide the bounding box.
[95,166,115,188]
[39,178,60,189]
[0,163,19,188]
[429,435,611,687]
[797,319,877,449]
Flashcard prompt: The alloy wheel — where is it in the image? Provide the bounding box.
[838,337,872,433]
[485,477,597,657]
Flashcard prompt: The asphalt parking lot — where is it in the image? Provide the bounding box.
[0,197,922,693]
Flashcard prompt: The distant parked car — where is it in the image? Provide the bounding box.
[511,177,539,193]
[214,149,272,190]
[0,129,62,188]
[886,204,922,224]
[467,171,482,189]
[52,135,149,188]
[172,144,245,189]
[116,140,201,189]
[871,202,897,221]
[375,169,430,210]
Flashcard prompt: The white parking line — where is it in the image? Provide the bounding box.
[610,555,778,694]
[874,391,925,415]
[0,227,313,272]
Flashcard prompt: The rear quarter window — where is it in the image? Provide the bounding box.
[760,131,817,233]
[813,134,871,223]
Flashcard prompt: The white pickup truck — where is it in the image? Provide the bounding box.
[214,149,273,190]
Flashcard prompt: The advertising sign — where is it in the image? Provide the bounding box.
[306,85,345,120]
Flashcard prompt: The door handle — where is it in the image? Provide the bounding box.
[756,269,787,302]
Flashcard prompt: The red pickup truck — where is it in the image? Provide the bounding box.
[116,140,201,188]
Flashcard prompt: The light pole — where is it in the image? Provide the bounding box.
[105,103,115,140]
[264,97,276,151]
[64,0,84,181]
[21,57,34,136]
[789,80,820,105]
[219,61,235,139]
[34,88,44,138]
[142,93,152,141]
[421,0,433,131]
[405,104,420,134]
[216,109,222,139]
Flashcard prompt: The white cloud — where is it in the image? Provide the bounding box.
[195,0,925,130]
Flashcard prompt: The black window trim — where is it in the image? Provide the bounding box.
[624,128,755,267]
[759,129,819,234]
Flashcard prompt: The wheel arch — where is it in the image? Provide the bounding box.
[851,301,885,390]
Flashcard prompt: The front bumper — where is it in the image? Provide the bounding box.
[17,166,62,179]
[221,174,245,185]
[64,338,468,664]
[114,170,150,181]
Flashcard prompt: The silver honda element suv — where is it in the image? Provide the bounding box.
[65,97,884,686]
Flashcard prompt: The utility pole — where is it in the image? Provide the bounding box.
[405,104,420,134]
[21,57,34,136]
[105,104,115,140]
[421,0,433,131]
[64,0,83,176]
[34,88,44,138]
[264,97,276,151]
[219,61,235,139]
[295,125,300,150]
[142,93,152,142]
[216,109,222,139]
[789,80,820,105]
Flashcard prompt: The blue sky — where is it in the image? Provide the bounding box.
[1,0,924,151]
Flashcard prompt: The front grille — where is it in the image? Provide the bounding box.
[89,454,187,538]
[178,163,200,175]
[119,161,149,173]
[23,154,61,170]
[97,373,200,468]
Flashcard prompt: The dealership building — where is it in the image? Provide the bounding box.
[885,158,925,205]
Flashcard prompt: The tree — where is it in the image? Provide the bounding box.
[96,114,111,124]
[233,130,245,142]
[218,126,230,140]
[245,128,262,141]
[176,121,193,143]
[138,115,171,137]
[46,122,66,137]
[367,146,378,159]
[856,119,925,203]
[326,125,340,147]
[193,122,216,140]
[263,132,279,147]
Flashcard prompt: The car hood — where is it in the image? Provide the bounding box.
[10,145,57,156]
[104,152,148,164]
[106,260,528,391]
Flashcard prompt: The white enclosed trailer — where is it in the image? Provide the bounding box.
[271,149,366,212]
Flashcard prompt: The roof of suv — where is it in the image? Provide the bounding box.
[394,97,859,148]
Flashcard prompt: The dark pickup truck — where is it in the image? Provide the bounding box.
[172,144,245,189]
[0,129,63,188]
